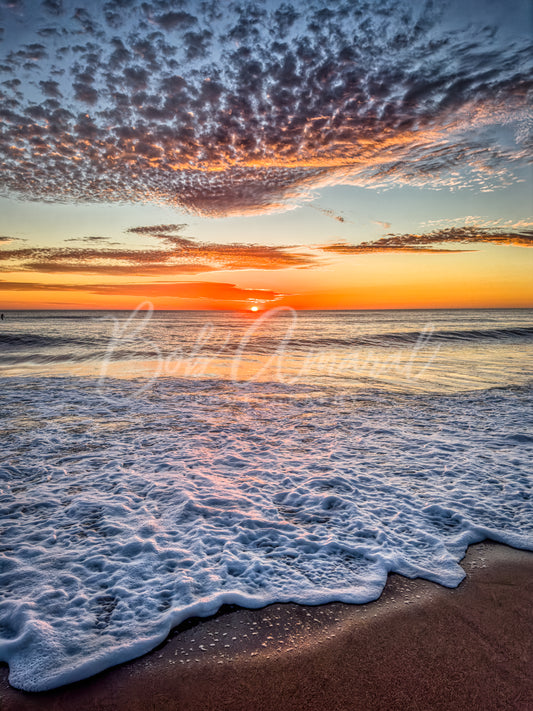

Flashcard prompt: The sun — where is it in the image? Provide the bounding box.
[250,305,259,312]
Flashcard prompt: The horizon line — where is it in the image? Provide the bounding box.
[2,306,532,313]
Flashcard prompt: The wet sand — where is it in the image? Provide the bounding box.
[1,541,532,711]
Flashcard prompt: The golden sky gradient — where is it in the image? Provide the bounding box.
[0,0,531,310]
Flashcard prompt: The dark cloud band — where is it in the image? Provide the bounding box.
[322,226,533,254]
[0,223,316,274]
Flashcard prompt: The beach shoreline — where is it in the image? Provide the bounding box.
[1,540,532,711]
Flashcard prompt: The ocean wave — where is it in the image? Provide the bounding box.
[0,332,99,349]
[0,376,531,691]
[269,326,533,350]
[0,347,146,366]
[150,325,533,354]
[1,316,531,368]
[0,333,68,348]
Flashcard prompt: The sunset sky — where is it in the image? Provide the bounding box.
[0,0,532,310]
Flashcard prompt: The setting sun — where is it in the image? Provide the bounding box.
[250,305,259,312]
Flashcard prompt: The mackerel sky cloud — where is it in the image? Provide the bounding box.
[0,0,531,217]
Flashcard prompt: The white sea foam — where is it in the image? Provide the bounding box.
[0,376,532,691]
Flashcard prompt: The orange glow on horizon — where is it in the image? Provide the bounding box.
[1,276,531,311]
[0,244,531,311]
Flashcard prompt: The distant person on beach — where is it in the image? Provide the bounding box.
[0,313,3,320]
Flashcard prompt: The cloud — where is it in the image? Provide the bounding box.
[0,0,530,216]
[126,224,188,236]
[0,278,282,302]
[152,11,197,31]
[0,224,316,275]
[83,281,281,301]
[0,235,14,243]
[13,262,217,276]
[2,220,528,277]
[39,79,62,97]
[41,0,63,15]
[64,235,121,244]
[321,226,533,254]
[421,216,533,231]
[373,220,391,230]
[309,205,348,223]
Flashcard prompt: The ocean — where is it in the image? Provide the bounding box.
[0,308,532,691]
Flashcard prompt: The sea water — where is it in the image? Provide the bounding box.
[0,308,532,690]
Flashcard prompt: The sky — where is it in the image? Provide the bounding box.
[0,0,532,310]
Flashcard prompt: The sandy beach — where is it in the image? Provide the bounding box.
[1,541,531,711]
